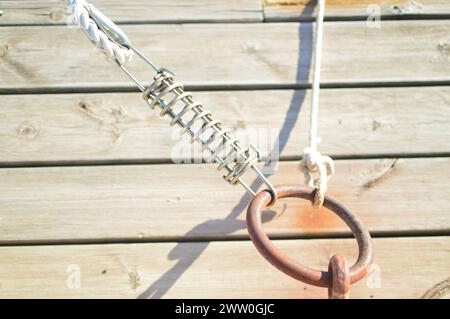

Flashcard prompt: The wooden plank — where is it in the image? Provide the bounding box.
[1,21,450,91]
[264,0,450,21]
[0,0,263,25]
[0,158,448,243]
[1,87,449,165]
[2,0,448,25]
[0,236,448,298]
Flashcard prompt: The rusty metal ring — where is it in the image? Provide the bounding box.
[247,184,373,288]
[328,254,350,299]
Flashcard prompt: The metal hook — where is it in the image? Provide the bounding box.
[87,4,130,47]
[87,3,160,91]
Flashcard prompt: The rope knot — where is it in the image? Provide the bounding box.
[300,147,334,208]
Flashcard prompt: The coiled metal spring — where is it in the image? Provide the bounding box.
[143,69,260,186]
[107,39,275,202]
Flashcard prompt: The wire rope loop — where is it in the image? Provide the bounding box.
[246,184,372,288]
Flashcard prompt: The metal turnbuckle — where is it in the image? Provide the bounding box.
[246,185,373,298]
[87,6,277,204]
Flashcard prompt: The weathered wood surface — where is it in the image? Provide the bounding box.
[264,0,450,21]
[2,21,450,91]
[0,237,448,298]
[1,0,449,300]
[2,0,449,25]
[0,158,448,243]
[0,87,449,166]
[0,0,263,25]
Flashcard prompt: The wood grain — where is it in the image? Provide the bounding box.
[2,0,448,25]
[1,21,450,91]
[1,87,448,165]
[0,236,448,298]
[0,158,448,243]
[1,1,448,300]
[264,0,450,21]
[0,0,263,25]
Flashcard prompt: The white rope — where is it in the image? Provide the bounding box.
[66,0,132,64]
[299,0,334,208]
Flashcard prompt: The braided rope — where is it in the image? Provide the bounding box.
[299,0,334,208]
[67,0,132,64]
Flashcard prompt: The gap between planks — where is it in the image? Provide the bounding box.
[2,154,450,170]
[4,81,450,95]
[0,229,449,248]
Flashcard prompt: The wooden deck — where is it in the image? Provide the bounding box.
[0,0,449,299]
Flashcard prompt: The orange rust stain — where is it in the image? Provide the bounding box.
[294,204,344,232]
[267,191,347,232]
